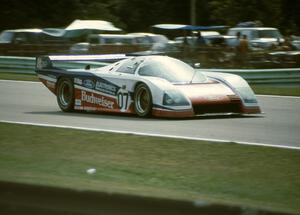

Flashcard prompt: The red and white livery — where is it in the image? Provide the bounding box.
[36,55,261,118]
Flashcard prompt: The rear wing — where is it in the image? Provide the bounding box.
[36,54,128,70]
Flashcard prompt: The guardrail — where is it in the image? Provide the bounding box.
[0,56,36,74]
[198,68,300,84]
[1,56,300,84]
[0,56,108,74]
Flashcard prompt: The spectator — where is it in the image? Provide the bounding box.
[232,32,241,48]
[195,31,205,46]
[277,36,294,51]
[238,34,249,54]
[182,30,190,59]
[236,34,249,64]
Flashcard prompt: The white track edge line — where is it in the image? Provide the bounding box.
[0,79,39,84]
[257,94,300,99]
[1,120,299,150]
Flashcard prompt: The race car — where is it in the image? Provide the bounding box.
[35,54,261,118]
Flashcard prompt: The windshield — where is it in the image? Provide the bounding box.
[0,31,13,43]
[104,37,133,44]
[138,57,207,84]
[151,35,168,43]
[255,30,282,39]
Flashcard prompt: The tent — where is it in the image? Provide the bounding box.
[64,19,122,39]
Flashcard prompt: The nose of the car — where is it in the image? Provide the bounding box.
[175,83,236,105]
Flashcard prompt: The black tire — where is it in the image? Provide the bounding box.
[134,83,153,117]
[56,77,74,112]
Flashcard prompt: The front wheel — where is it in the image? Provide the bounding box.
[56,77,74,112]
[134,83,152,117]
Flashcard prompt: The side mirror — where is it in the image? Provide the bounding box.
[194,63,201,68]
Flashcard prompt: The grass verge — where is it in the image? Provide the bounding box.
[0,72,38,82]
[251,84,300,96]
[0,122,299,213]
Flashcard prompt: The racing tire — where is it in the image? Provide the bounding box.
[134,83,152,117]
[56,77,74,112]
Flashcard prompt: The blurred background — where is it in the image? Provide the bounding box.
[1,0,299,34]
[0,0,300,68]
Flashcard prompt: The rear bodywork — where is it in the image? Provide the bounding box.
[36,55,261,118]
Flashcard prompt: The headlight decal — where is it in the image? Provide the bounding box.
[163,90,190,106]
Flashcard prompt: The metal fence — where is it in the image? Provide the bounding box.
[0,56,109,74]
[198,68,300,84]
[1,56,300,84]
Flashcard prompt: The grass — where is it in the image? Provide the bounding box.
[0,72,300,96]
[0,72,38,82]
[0,122,299,213]
[251,84,300,96]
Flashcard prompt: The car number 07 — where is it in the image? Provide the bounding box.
[117,91,129,110]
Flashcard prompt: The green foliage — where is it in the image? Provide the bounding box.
[250,84,300,96]
[208,0,282,28]
[0,0,299,34]
[111,0,190,32]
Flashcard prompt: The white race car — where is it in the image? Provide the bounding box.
[36,55,261,118]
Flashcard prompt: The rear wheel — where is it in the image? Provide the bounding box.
[56,77,74,112]
[134,83,152,117]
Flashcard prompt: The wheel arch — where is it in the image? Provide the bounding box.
[56,76,75,112]
[55,75,73,95]
[55,75,63,95]
[132,77,177,108]
[133,81,154,117]
[134,81,149,93]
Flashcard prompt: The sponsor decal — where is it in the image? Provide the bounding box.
[81,91,114,109]
[203,95,224,101]
[116,86,131,112]
[74,78,82,85]
[75,99,82,106]
[95,81,117,96]
[83,79,94,89]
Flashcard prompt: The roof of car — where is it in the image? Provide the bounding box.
[152,24,227,31]
[127,32,158,37]
[229,27,278,31]
[3,28,43,33]
[95,34,139,38]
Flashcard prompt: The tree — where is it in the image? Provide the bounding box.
[208,0,282,28]
[280,0,300,34]
[110,0,190,32]
[0,0,81,29]
[0,0,299,35]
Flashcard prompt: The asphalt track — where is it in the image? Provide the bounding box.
[1,80,300,149]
